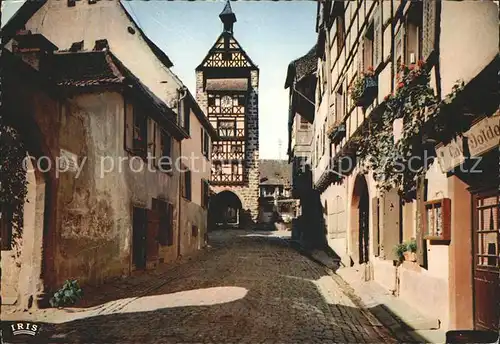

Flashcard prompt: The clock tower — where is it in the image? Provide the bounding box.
[196,0,260,228]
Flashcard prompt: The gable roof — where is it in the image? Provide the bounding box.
[0,0,173,68]
[284,44,317,89]
[196,31,258,71]
[48,48,188,139]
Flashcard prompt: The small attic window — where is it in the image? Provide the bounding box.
[67,0,76,7]
[69,41,84,52]
[94,39,109,51]
[127,27,136,35]
[88,0,97,4]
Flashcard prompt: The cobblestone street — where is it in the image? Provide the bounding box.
[4,230,399,343]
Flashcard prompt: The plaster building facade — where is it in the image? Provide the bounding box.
[196,1,260,229]
[258,159,294,225]
[1,0,215,310]
[312,0,498,332]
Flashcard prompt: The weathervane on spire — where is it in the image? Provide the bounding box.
[219,0,237,34]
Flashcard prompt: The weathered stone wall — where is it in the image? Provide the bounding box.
[196,70,260,224]
[179,198,207,256]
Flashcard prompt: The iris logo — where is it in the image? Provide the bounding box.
[10,322,40,336]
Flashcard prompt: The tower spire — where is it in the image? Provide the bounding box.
[219,0,237,34]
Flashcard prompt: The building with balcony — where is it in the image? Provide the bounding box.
[313,0,498,332]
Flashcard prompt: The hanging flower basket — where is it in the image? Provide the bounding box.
[350,67,378,107]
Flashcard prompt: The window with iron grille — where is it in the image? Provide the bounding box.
[192,225,199,237]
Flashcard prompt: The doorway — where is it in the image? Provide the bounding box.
[472,190,499,331]
[132,207,147,269]
[209,191,243,228]
[351,175,370,265]
[359,186,370,264]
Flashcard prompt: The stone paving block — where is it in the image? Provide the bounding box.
[2,229,399,344]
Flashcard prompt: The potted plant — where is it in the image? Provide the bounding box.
[350,67,378,107]
[404,238,417,262]
[394,242,407,264]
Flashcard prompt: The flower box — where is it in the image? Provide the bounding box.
[350,67,378,108]
[327,123,346,143]
[354,76,378,107]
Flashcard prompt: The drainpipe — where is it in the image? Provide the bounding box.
[177,87,188,258]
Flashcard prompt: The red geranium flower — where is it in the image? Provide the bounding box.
[417,59,425,67]
[397,82,404,89]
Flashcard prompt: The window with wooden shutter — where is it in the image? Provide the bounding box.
[372,197,380,257]
[192,225,198,237]
[158,201,174,246]
[183,169,192,201]
[202,129,210,159]
[183,98,190,134]
[373,6,383,67]
[363,24,374,71]
[128,106,147,159]
[147,118,156,160]
[124,100,134,152]
[394,25,405,87]
[422,0,436,62]
[146,202,160,264]
[201,179,209,208]
[382,188,401,260]
[158,129,172,173]
[336,6,345,54]
[406,3,423,66]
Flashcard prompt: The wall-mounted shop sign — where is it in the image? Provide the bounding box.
[436,112,499,173]
[435,136,465,173]
[463,113,500,157]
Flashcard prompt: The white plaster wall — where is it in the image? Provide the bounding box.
[322,182,349,265]
[313,90,329,185]
[182,110,211,208]
[439,1,499,96]
[26,0,183,107]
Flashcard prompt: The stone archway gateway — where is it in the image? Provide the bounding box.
[209,191,243,229]
[350,175,370,265]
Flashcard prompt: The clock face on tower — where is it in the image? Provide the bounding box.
[221,96,232,109]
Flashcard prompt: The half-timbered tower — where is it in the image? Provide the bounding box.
[196,1,259,227]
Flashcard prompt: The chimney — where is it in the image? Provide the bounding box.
[11,32,58,71]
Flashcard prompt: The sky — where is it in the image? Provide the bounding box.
[2,0,318,160]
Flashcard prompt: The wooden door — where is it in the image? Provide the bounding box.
[359,188,370,264]
[472,190,499,331]
[132,207,147,269]
[146,203,160,268]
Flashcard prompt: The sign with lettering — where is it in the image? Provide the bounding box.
[59,149,79,172]
[435,136,465,173]
[464,113,500,157]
